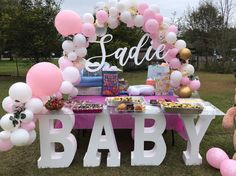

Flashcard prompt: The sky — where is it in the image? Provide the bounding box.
[61,0,201,19]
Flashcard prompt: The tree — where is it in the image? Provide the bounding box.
[1,0,62,63]
[183,1,224,69]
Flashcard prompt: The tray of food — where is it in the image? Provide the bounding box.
[72,102,103,113]
[149,99,173,107]
[161,102,204,114]
[116,103,145,113]
[106,96,145,106]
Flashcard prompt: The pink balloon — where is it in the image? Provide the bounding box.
[154,14,163,24]
[96,10,109,24]
[127,20,135,28]
[151,40,160,49]
[181,76,191,86]
[55,10,82,37]
[137,3,149,15]
[58,57,73,70]
[169,58,181,69]
[164,43,174,53]
[168,25,178,34]
[145,19,159,34]
[220,159,236,176]
[168,48,179,57]
[21,121,36,132]
[143,9,156,21]
[206,147,229,169]
[0,139,13,152]
[81,23,96,37]
[189,80,201,91]
[55,92,63,99]
[26,62,63,99]
[150,32,159,40]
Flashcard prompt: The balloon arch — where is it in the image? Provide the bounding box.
[0,0,200,151]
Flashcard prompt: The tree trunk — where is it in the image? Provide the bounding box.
[15,57,20,77]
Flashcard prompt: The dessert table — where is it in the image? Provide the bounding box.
[55,95,188,140]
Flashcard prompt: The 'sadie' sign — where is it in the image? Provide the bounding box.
[85,34,168,72]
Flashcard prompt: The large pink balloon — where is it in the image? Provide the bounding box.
[0,139,13,152]
[55,10,82,36]
[206,147,229,169]
[26,62,63,99]
[220,159,236,176]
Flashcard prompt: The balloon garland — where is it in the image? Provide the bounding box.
[0,0,201,152]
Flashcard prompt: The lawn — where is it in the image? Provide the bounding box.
[0,69,236,176]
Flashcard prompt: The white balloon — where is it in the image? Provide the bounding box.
[75,58,86,70]
[120,11,132,23]
[73,34,87,48]
[109,7,119,17]
[150,4,160,13]
[27,130,36,145]
[10,128,30,146]
[166,32,177,44]
[0,114,19,131]
[134,15,144,27]
[175,40,187,50]
[69,87,79,97]
[62,40,74,53]
[68,52,78,61]
[108,17,119,29]
[2,96,14,113]
[181,64,195,76]
[60,81,73,94]
[0,131,11,140]
[9,82,32,103]
[75,47,87,58]
[25,98,44,114]
[117,2,126,12]
[62,66,80,84]
[170,71,183,82]
[82,13,94,23]
[170,80,180,88]
[20,109,34,123]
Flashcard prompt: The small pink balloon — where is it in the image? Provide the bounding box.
[181,76,190,86]
[169,58,181,69]
[150,32,158,40]
[220,159,236,176]
[55,10,82,37]
[55,92,63,99]
[137,3,149,15]
[58,57,73,70]
[164,55,173,63]
[0,139,13,152]
[143,9,156,21]
[82,23,96,37]
[206,147,229,169]
[168,48,179,57]
[164,43,174,52]
[151,40,160,49]
[145,19,159,34]
[21,121,36,132]
[189,80,201,91]
[168,25,178,34]
[96,10,109,24]
[154,14,163,24]
[26,62,63,99]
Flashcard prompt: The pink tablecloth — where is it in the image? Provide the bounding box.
[56,95,188,140]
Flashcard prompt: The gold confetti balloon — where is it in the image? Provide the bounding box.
[178,86,192,98]
[179,48,192,60]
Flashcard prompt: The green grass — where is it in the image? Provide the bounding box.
[0,71,236,176]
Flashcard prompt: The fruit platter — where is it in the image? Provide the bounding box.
[106,96,145,107]
[161,101,204,114]
[45,97,64,111]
